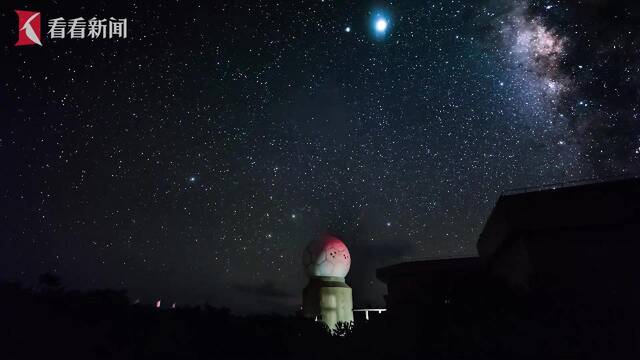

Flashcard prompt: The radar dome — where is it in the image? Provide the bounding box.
[303,234,351,278]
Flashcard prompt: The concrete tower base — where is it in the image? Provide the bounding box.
[303,276,354,330]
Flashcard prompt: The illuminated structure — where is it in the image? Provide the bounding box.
[302,234,354,330]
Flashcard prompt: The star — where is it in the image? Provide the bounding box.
[371,11,391,38]
[5,0,638,317]
[375,19,388,33]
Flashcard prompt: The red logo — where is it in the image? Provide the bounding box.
[15,10,42,46]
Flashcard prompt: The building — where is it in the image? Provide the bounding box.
[302,234,354,330]
[478,176,640,304]
[375,177,640,356]
[378,177,640,310]
[376,257,484,312]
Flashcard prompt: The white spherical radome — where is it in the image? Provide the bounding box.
[303,234,351,278]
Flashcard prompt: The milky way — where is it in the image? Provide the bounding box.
[2,0,639,313]
[499,0,640,175]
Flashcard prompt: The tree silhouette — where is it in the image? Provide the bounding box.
[38,272,62,291]
[332,321,354,337]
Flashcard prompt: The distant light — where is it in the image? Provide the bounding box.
[189,176,196,182]
[156,300,161,308]
[345,26,351,33]
[375,19,388,32]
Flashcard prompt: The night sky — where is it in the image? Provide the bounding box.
[2,0,639,313]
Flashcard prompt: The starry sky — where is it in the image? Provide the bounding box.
[2,0,640,313]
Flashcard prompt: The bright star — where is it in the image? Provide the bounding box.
[371,11,391,39]
[189,176,196,182]
[345,26,351,33]
[375,19,388,32]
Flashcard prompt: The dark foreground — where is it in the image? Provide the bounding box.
[1,278,638,359]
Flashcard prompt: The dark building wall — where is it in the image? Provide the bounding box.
[376,258,486,312]
[378,178,640,310]
[525,223,640,300]
[375,178,640,356]
[479,178,640,304]
[479,178,640,259]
